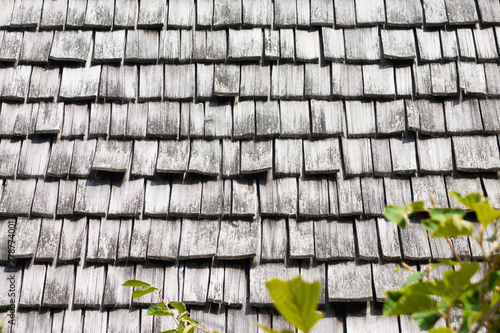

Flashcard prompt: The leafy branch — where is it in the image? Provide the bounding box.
[383,192,500,333]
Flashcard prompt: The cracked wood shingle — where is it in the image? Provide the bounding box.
[271,64,304,99]
[1,66,31,101]
[19,264,46,308]
[337,174,363,215]
[445,99,483,134]
[99,65,137,102]
[371,139,392,177]
[289,219,314,259]
[232,179,257,217]
[188,139,221,176]
[390,135,417,175]
[355,218,379,260]
[207,261,224,304]
[376,100,405,135]
[12,217,41,258]
[74,179,111,216]
[344,27,380,63]
[50,31,92,63]
[341,138,373,177]
[169,178,202,217]
[58,218,86,262]
[328,260,373,301]
[416,28,442,62]
[108,178,144,218]
[103,265,134,308]
[139,65,163,101]
[200,179,224,217]
[92,139,132,173]
[233,101,255,139]
[57,180,76,216]
[35,218,62,262]
[377,217,402,260]
[299,178,329,217]
[243,0,273,27]
[126,103,148,139]
[445,0,478,25]
[19,31,53,64]
[0,139,21,178]
[303,138,340,174]
[17,138,51,178]
[84,0,114,28]
[28,67,59,102]
[131,140,158,178]
[381,29,416,60]
[74,264,105,308]
[129,219,151,261]
[144,179,170,217]
[453,135,500,172]
[331,64,363,98]
[31,180,58,218]
[360,178,385,216]
[217,220,259,259]
[264,29,279,61]
[61,104,88,139]
[179,219,219,259]
[275,139,302,177]
[0,32,22,63]
[240,64,270,100]
[385,0,423,27]
[228,29,262,61]
[70,139,97,178]
[89,104,110,138]
[147,219,180,261]
[355,0,385,26]
[94,31,126,64]
[314,219,355,260]
[310,100,343,137]
[261,218,287,262]
[156,139,189,173]
[459,62,487,97]
[457,29,476,61]
[255,101,280,138]
[125,30,158,63]
[114,0,137,28]
[241,140,272,174]
[146,102,180,139]
[59,67,101,101]
[42,264,74,308]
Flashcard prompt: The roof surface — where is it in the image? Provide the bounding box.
[1,0,500,331]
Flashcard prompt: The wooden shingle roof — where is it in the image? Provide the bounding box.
[1,0,500,331]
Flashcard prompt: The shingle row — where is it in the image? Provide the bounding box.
[2,0,499,30]
[0,63,499,103]
[2,26,500,65]
[1,173,499,219]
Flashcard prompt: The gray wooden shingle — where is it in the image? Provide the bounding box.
[377,217,402,260]
[107,104,127,138]
[390,135,417,175]
[213,0,242,28]
[57,180,76,217]
[92,140,132,173]
[331,64,363,98]
[147,219,180,261]
[431,62,458,96]
[280,29,295,62]
[103,265,133,308]
[156,139,189,173]
[360,178,385,217]
[131,140,158,178]
[99,65,137,102]
[441,30,459,60]
[0,32,22,63]
[399,218,432,260]
[179,219,219,259]
[129,219,151,261]
[35,103,64,134]
[328,261,373,301]
[164,65,194,101]
[261,218,287,262]
[88,104,110,138]
[344,28,380,63]
[355,218,379,260]
[477,0,500,25]
[31,180,59,218]
[445,99,483,134]
[337,173,363,215]
[457,29,476,61]
[445,0,478,25]
[0,104,29,137]
[74,179,111,216]
[1,66,31,101]
[310,100,344,137]
[0,139,21,178]
[146,102,179,139]
[108,179,144,218]
[458,62,487,96]
[453,135,500,172]
[474,28,498,62]
[271,64,304,99]
[50,31,92,63]
[133,264,165,307]
[480,99,500,133]
[485,63,500,98]
[222,139,241,177]
[200,180,224,217]
[117,219,132,262]
[287,219,314,259]
[274,0,297,28]
[342,138,373,177]
[363,65,396,98]
[322,27,345,62]
[381,29,416,60]
[263,29,279,61]
[371,139,392,177]
[241,140,272,174]
[395,66,413,98]
[137,0,165,28]
[299,178,329,218]
[275,139,302,177]
[167,0,194,28]
[70,139,97,178]
[417,137,453,174]
[42,264,74,308]
[328,177,339,216]
[35,218,62,262]
[188,139,221,176]
[10,0,42,28]
[303,138,341,174]
[12,217,41,258]
[385,0,423,27]
[66,0,87,28]
[422,0,448,26]
[412,175,448,208]
[233,101,255,139]
[228,29,262,61]
[19,264,46,308]
[417,99,446,136]
[280,101,310,138]
[114,0,137,28]
[84,0,114,28]
[59,67,101,101]
[355,0,385,26]
[315,219,355,260]
[74,264,105,308]
[204,103,232,138]
[61,104,88,139]
[86,218,100,262]
[17,138,51,178]
[27,67,58,102]
[19,31,53,64]
[139,65,163,101]
[250,263,299,306]
[296,30,320,62]
[93,31,125,64]
[169,178,202,217]
[126,103,148,139]
[242,0,273,26]
[416,28,442,62]
[305,63,331,99]
[375,100,405,136]
[240,64,270,100]
[255,101,280,138]
[196,64,214,100]
[217,220,259,259]
[144,179,170,217]
[40,0,67,29]
[310,0,334,26]
[224,264,248,307]
[232,179,257,217]
[334,0,356,27]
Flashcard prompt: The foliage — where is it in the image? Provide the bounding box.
[122,279,218,333]
[123,276,324,333]
[383,192,500,332]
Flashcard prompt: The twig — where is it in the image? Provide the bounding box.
[470,298,500,333]
[446,238,463,264]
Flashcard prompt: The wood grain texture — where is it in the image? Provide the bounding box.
[42,264,74,308]
[218,220,260,259]
[328,260,373,301]
[147,219,180,261]
[289,219,315,259]
[179,219,219,259]
[261,218,287,262]
[453,135,500,172]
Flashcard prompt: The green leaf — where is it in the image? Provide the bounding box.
[384,205,408,228]
[429,328,454,333]
[437,259,459,266]
[182,325,195,333]
[132,286,158,299]
[473,201,500,226]
[422,208,473,237]
[122,279,151,287]
[450,191,482,210]
[169,301,187,313]
[178,311,190,320]
[412,311,442,330]
[185,318,199,326]
[488,270,500,291]
[147,303,173,316]
[161,330,177,333]
[401,272,425,288]
[383,290,438,315]
[266,276,323,333]
[440,261,480,302]
[409,200,426,212]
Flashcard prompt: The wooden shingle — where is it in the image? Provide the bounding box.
[241,140,272,174]
[94,31,125,63]
[355,218,379,260]
[453,135,500,172]
[108,179,144,218]
[228,29,262,61]
[214,0,242,28]
[328,261,373,301]
[344,28,380,63]
[458,62,487,96]
[129,219,151,261]
[1,66,31,101]
[271,64,304,99]
[422,0,448,26]
[0,32,22,63]
[303,138,341,174]
[477,0,500,25]
[0,139,21,178]
[12,217,41,258]
[305,63,331,99]
[412,175,448,208]
[92,140,132,173]
[334,0,356,27]
[315,219,355,260]
[474,28,498,62]
[114,0,138,28]
[416,28,442,62]
[42,264,74,308]
[169,178,202,217]
[298,178,329,218]
[59,67,101,101]
[275,139,302,177]
[19,31,53,64]
[255,101,280,138]
[204,103,232,138]
[232,179,257,217]
[444,99,483,134]
[445,0,478,25]
[17,138,51,178]
[377,217,402,260]
[139,65,163,101]
[84,0,114,28]
[31,180,59,218]
[381,29,416,60]
[331,64,363,98]
[280,101,310,138]
[188,139,221,176]
[70,139,97,178]
[385,0,423,27]
[164,64,194,101]
[322,28,345,62]
[147,219,181,261]
[310,100,344,137]
[371,139,392,177]
[360,178,385,217]
[341,138,373,177]
[296,30,320,62]
[61,104,88,139]
[28,67,60,102]
[389,136,417,175]
[417,137,453,174]
[240,64,270,100]
[179,219,219,259]
[103,265,134,308]
[19,264,46,308]
[243,0,273,26]
[457,29,476,61]
[137,0,165,28]
[131,140,158,178]
[222,139,241,177]
[217,220,259,259]
[50,31,92,63]
[355,0,385,26]
[337,173,363,216]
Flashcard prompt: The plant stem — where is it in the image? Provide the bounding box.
[470,299,500,333]
[446,238,463,264]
